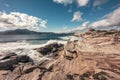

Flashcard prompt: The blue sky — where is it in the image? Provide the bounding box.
[0,0,120,32]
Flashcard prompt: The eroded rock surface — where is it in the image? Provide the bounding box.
[0,29,120,80]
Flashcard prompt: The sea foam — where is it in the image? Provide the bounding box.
[0,39,67,64]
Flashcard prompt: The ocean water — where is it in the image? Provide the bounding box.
[0,34,69,63]
[0,34,65,43]
[0,34,80,63]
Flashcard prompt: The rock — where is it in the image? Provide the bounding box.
[13,63,36,75]
[39,59,55,70]
[17,55,30,63]
[16,68,41,80]
[0,29,120,80]
[0,55,31,70]
[0,52,16,60]
[0,70,9,75]
[35,42,63,56]
[88,28,96,32]
[40,29,120,80]
[63,42,78,60]
[0,57,18,70]
[42,71,67,80]
[93,71,108,80]
[0,64,41,80]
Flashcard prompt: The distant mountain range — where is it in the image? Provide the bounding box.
[0,29,73,36]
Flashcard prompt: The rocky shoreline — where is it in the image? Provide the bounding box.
[0,29,120,80]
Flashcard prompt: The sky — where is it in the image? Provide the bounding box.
[0,0,120,32]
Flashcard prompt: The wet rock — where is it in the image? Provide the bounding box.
[35,42,63,56]
[0,52,16,60]
[17,55,30,63]
[0,55,31,70]
[0,57,18,70]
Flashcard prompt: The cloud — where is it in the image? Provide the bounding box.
[93,0,108,7]
[0,12,47,31]
[53,0,89,7]
[62,21,90,33]
[40,20,47,28]
[90,7,120,29]
[77,0,89,7]
[71,11,83,22]
[71,21,90,31]
[53,0,73,5]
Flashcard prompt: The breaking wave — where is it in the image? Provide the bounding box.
[59,36,82,41]
[0,39,67,64]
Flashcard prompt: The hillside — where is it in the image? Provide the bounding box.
[0,29,73,36]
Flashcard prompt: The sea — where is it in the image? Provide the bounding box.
[0,34,78,63]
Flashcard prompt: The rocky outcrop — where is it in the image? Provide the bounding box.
[75,29,120,42]
[35,42,63,57]
[41,29,120,80]
[0,29,120,80]
[0,53,30,70]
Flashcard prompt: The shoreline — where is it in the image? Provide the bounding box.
[0,29,120,80]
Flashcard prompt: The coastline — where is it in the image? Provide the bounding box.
[0,29,120,80]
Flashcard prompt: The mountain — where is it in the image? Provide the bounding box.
[0,29,74,42]
[0,29,51,35]
[0,29,73,36]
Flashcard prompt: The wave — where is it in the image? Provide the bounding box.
[0,39,66,50]
[59,36,82,41]
[0,39,67,64]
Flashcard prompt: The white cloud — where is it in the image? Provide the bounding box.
[90,7,120,29]
[93,0,108,7]
[53,0,89,7]
[71,11,83,22]
[80,21,90,29]
[71,21,90,31]
[0,12,47,31]
[77,0,89,7]
[62,21,90,33]
[53,0,73,5]
[40,20,47,28]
